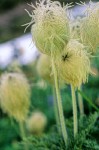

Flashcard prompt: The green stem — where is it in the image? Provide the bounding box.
[51,55,68,146]
[19,121,29,150]
[78,86,84,116]
[52,85,61,134]
[71,85,78,137]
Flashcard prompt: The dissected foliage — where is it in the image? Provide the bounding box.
[17,112,99,150]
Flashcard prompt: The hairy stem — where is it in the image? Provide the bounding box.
[19,121,29,150]
[52,85,61,134]
[78,86,84,116]
[51,54,68,146]
[71,85,78,137]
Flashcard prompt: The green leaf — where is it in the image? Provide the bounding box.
[77,90,99,112]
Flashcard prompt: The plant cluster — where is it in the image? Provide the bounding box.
[0,0,99,150]
[24,0,99,146]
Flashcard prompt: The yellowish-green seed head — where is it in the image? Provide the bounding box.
[29,0,70,56]
[56,40,91,88]
[7,60,22,73]
[37,54,54,84]
[27,111,47,135]
[70,17,82,40]
[0,73,31,122]
[80,2,99,53]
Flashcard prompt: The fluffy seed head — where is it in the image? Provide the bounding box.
[0,73,30,122]
[7,60,22,73]
[80,2,99,53]
[70,17,82,40]
[28,0,70,56]
[37,54,54,84]
[56,40,91,88]
[27,111,47,135]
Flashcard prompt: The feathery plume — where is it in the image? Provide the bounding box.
[36,54,54,84]
[0,73,30,122]
[56,40,91,88]
[25,0,70,56]
[80,2,99,53]
[27,111,47,135]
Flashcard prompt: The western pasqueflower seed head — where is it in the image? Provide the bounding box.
[36,54,54,84]
[7,60,22,73]
[80,2,99,53]
[27,111,47,135]
[56,40,91,88]
[0,73,30,122]
[26,0,70,56]
[70,17,82,40]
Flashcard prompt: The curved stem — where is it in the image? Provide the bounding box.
[19,121,29,150]
[78,86,84,116]
[51,55,68,146]
[52,85,61,134]
[71,85,78,137]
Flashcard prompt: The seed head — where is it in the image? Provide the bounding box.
[80,2,99,53]
[37,54,54,84]
[26,0,70,56]
[27,111,47,135]
[0,73,30,122]
[70,17,82,40]
[7,60,22,73]
[56,40,91,88]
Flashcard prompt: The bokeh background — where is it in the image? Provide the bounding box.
[0,0,99,150]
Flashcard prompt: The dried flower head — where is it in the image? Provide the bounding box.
[56,40,91,88]
[0,73,30,122]
[27,111,47,135]
[25,0,70,56]
[37,54,54,84]
[80,2,99,53]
